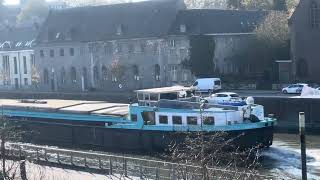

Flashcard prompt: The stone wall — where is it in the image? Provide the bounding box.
[35,36,194,92]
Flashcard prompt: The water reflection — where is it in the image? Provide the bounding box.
[261,133,320,180]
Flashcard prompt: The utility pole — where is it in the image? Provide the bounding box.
[299,112,307,180]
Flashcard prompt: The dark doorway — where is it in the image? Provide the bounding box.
[82,67,88,90]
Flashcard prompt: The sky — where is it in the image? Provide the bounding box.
[4,0,57,5]
[4,0,20,5]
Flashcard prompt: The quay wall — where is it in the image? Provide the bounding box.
[255,97,320,134]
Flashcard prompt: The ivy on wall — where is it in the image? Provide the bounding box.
[183,35,216,78]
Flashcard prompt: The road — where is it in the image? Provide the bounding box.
[226,90,297,98]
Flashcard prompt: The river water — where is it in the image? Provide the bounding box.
[260,133,320,180]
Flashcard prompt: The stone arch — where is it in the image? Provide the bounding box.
[133,65,139,81]
[82,67,88,89]
[60,67,66,84]
[70,67,77,83]
[43,68,49,84]
[102,65,108,81]
[93,65,99,82]
[154,64,160,81]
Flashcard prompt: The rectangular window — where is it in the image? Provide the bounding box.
[142,111,155,125]
[70,48,75,56]
[13,57,18,74]
[170,65,178,82]
[173,116,182,125]
[40,50,44,57]
[50,49,54,57]
[203,117,215,125]
[169,39,176,47]
[187,116,198,125]
[24,78,28,85]
[159,115,168,124]
[31,54,35,66]
[131,114,138,122]
[60,48,64,56]
[23,56,27,74]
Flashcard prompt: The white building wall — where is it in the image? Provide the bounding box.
[0,50,34,89]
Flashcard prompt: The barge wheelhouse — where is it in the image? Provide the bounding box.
[0,86,276,152]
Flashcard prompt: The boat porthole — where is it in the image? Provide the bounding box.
[265,123,268,127]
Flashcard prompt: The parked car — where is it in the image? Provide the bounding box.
[282,84,308,94]
[204,92,242,104]
[191,78,222,93]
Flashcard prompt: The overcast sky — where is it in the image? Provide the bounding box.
[4,0,20,5]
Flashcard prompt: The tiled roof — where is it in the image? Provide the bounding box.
[169,9,268,35]
[36,0,185,43]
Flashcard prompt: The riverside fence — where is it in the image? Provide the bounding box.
[4,143,274,180]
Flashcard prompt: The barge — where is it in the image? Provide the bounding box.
[0,86,276,152]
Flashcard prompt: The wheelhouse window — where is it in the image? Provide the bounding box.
[173,116,182,125]
[142,111,155,125]
[187,116,198,125]
[159,115,168,124]
[203,117,215,125]
[131,114,137,122]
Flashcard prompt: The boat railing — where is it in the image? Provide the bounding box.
[157,99,240,111]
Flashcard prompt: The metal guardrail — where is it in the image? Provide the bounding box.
[5,142,274,180]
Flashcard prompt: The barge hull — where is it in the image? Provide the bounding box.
[15,119,273,152]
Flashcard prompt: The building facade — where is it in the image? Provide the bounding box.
[35,0,267,92]
[290,0,320,83]
[0,28,36,90]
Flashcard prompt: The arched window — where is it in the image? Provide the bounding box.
[43,68,49,84]
[310,2,319,28]
[154,64,160,81]
[70,67,77,83]
[93,65,99,82]
[133,65,139,81]
[60,67,66,84]
[82,67,88,89]
[296,59,308,78]
[102,65,108,81]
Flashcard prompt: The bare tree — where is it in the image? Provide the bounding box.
[110,58,126,83]
[31,65,40,88]
[17,0,49,22]
[166,103,262,179]
[255,11,289,49]
[0,109,26,179]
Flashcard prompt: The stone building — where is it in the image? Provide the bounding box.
[169,9,267,77]
[35,0,267,92]
[0,28,37,90]
[290,0,320,83]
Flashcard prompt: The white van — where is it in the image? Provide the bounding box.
[191,78,222,93]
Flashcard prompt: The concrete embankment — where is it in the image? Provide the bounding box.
[0,90,319,134]
[255,97,320,134]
